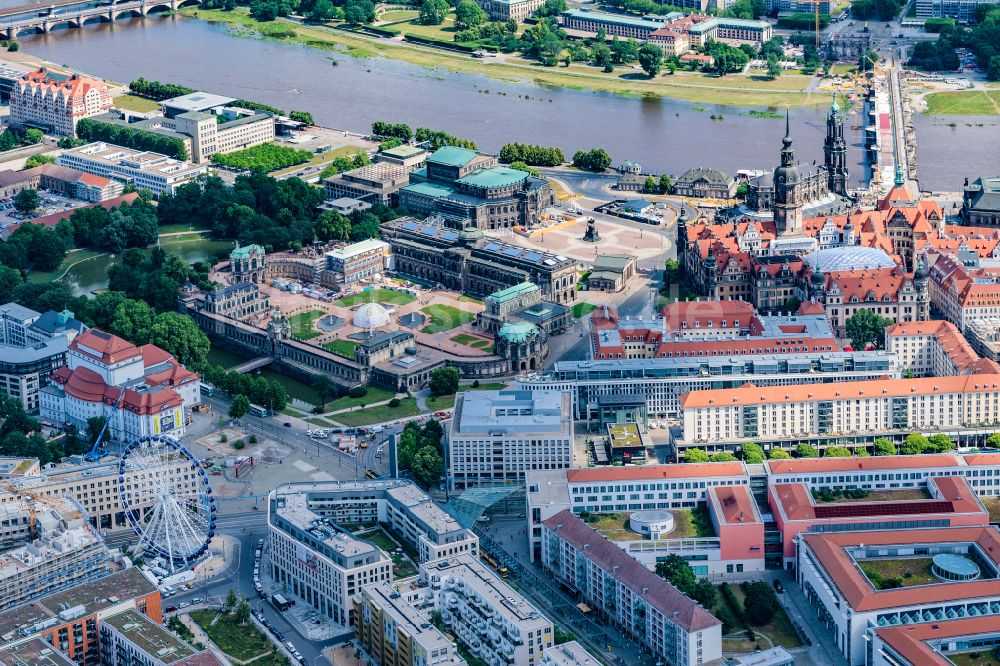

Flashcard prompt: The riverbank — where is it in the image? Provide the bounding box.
[180,7,827,107]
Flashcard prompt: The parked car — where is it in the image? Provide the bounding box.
[773,579,784,593]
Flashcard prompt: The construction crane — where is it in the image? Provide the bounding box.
[85,387,126,463]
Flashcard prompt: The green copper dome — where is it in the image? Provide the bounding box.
[497,321,540,343]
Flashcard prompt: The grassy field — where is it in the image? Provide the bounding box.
[180,8,826,106]
[723,585,803,649]
[322,338,358,358]
[950,651,1000,666]
[982,496,1000,523]
[421,304,476,333]
[333,397,422,425]
[572,302,597,318]
[335,288,416,307]
[458,295,483,304]
[287,309,326,340]
[924,90,1000,115]
[270,144,367,176]
[27,248,106,284]
[450,333,493,350]
[190,610,283,663]
[381,10,459,40]
[427,393,458,410]
[860,557,937,589]
[326,384,395,412]
[114,93,161,112]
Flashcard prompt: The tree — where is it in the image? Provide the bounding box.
[683,448,710,463]
[419,0,449,25]
[509,161,540,177]
[454,0,487,29]
[7,42,18,52]
[766,55,782,79]
[796,443,819,458]
[655,554,697,593]
[14,189,40,215]
[741,442,765,464]
[743,581,779,625]
[901,433,930,455]
[873,438,897,456]
[312,375,336,408]
[691,579,717,608]
[846,309,893,350]
[638,43,664,77]
[988,432,1000,449]
[429,366,460,397]
[24,154,55,168]
[768,448,791,459]
[85,416,107,447]
[572,148,612,172]
[711,451,738,462]
[229,394,252,419]
[591,43,612,70]
[0,265,23,296]
[658,173,673,194]
[989,55,1000,82]
[308,0,336,21]
[23,128,44,145]
[643,176,658,193]
[411,446,444,488]
[663,258,683,286]
[928,433,955,453]
[289,110,314,125]
[225,589,237,612]
[824,446,852,457]
[235,598,251,625]
[343,0,375,24]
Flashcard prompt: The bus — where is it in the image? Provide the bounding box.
[199,382,215,397]
[249,405,269,418]
[365,468,380,480]
[271,593,293,611]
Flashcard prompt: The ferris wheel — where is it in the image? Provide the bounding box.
[119,435,217,572]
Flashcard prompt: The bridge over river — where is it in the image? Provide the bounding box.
[0,0,200,39]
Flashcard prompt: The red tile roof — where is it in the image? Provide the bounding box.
[764,454,962,476]
[543,510,720,632]
[886,320,981,373]
[72,329,143,365]
[566,462,747,483]
[802,527,1000,612]
[874,617,1000,666]
[708,485,761,525]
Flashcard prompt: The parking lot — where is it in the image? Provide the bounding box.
[0,188,89,228]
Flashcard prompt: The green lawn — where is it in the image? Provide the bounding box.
[722,585,803,649]
[381,11,459,41]
[924,90,1000,115]
[323,338,358,358]
[362,528,398,551]
[860,558,937,589]
[334,289,416,307]
[287,309,326,340]
[326,384,396,412]
[333,397,422,426]
[420,304,476,333]
[270,145,367,176]
[458,295,483,304]
[950,651,1000,666]
[190,610,282,662]
[426,393,457,410]
[450,333,493,350]
[982,496,1000,523]
[572,302,597,318]
[27,248,106,284]
[114,93,161,112]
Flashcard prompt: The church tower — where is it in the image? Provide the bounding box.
[824,95,849,196]
[773,112,803,236]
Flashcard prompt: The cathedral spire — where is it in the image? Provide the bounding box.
[894,164,905,188]
[783,109,792,149]
[830,94,839,115]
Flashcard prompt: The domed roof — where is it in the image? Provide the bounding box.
[497,321,540,343]
[802,246,896,273]
[353,302,390,329]
[459,226,483,243]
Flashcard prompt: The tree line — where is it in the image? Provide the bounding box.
[76,118,189,161]
[498,142,565,166]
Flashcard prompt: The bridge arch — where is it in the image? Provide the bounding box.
[143,3,173,14]
[114,7,144,18]
[80,14,111,25]
[177,0,201,6]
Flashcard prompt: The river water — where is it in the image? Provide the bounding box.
[15,14,993,191]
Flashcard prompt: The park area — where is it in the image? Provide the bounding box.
[333,398,422,426]
[287,309,326,340]
[334,288,416,307]
[715,582,803,652]
[378,8,459,41]
[190,609,287,665]
[859,557,937,590]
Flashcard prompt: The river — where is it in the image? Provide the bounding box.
[14,14,991,191]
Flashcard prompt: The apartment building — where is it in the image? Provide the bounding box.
[99,609,227,666]
[525,462,750,560]
[540,641,603,666]
[0,637,77,665]
[677,371,1000,455]
[420,555,554,666]
[9,68,113,137]
[267,481,477,627]
[446,390,573,490]
[541,510,722,666]
[797,526,1000,665]
[476,0,545,21]
[324,163,409,206]
[560,9,666,40]
[0,505,113,612]
[57,142,207,196]
[355,581,468,666]
[886,319,983,377]
[40,329,200,443]
[915,0,994,20]
[686,17,772,47]
[928,253,1000,333]
[0,568,160,664]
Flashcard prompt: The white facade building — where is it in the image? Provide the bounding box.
[57,142,207,196]
[446,390,573,490]
[9,68,113,137]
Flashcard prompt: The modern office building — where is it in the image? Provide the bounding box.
[9,68,113,137]
[769,475,989,567]
[797,526,1000,665]
[676,369,1000,455]
[354,581,468,666]
[0,637,78,665]
[541,510,723,666]
[169,109,275,164]
[517,348,897,421]
[420,554,554,666]
[57,142,207,196]
[40,329,200,443]
[915,0,997,20]
[323,163,410,207]
[99,609,227,666]
[0,303,83,413]
[267,481,478,627]
[324,239,393,287]
[684,16,772,47]
[525,462,750,560]
[446,390,573,490]
[560,9,666,39]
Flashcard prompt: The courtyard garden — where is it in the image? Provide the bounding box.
[190,609,288,665]
[860,557,937,590]
[420,304,475,333]
[287,309,326,340]
[323,338,358,359]
[334,288,416,307]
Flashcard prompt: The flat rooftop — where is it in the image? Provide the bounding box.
[362,582,457,656]
[452,390,570,436]
[541,641,603,666]
[0,637,76,665]
[565,461,748,483]
[607,423,642,449]
[0,568,155,641]
[103,609,196,662]
[160,91,236,112]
